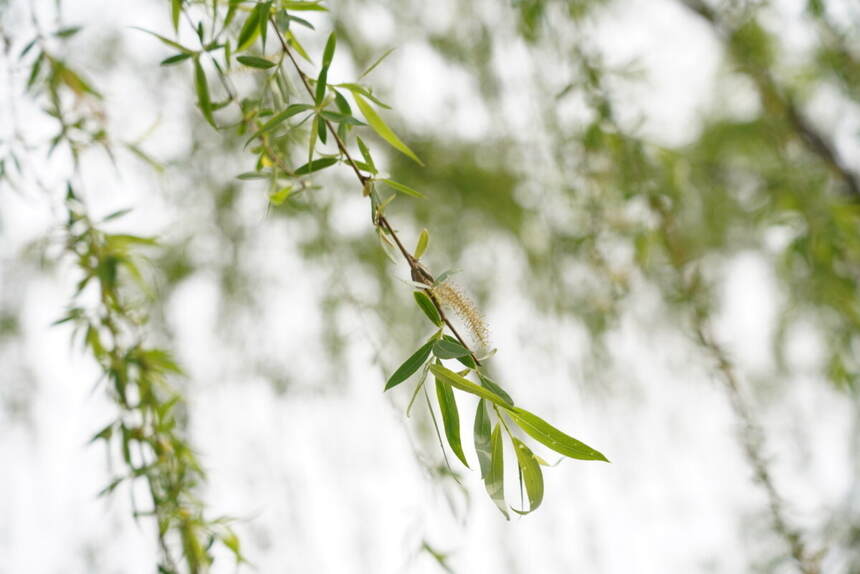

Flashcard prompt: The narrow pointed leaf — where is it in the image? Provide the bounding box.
[322,32,336,68]
[385,339,434,390]
[248,103,313,145]
[358,47,395,80]
[356,136,376,173]
[486,424,509,519]
[282,1,327,10]
[380,178,424,198]
[171,0,181,32]
[414,228,429,259]
[315,66,328,105]
[237,55,275,69]
[429,364,509,407]
[507,407,608,462]
[193,58,215,127]
[294,157,337,175]
[474,400,492,478]
[433,338,470,359]
[511,438,544,514]
[353,93,423,165]
[478,374,514,406]
[236,5,262,52]
[435,372,469,467]
[413,291,442,326]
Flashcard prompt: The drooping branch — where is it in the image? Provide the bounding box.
[268,16,482,367]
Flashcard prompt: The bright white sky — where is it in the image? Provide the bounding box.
[0,0,856,573]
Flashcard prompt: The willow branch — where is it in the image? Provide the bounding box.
[679,0,860,200]
[269,17,481,366]
[695,321,820,574]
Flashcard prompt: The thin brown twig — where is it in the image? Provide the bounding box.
[268,15,482,366]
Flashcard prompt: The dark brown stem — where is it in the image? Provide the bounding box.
[269,16,482,367]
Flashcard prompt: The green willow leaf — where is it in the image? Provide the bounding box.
[413,291,442,326]
[474,400,492,478]
[247,103,313,145]
[236,4,262,52]
[315,66,328,105]
[335,83,391,109]
[353,93,423,165]
[356,136,377,173]
[358,47,395,80]
[282,1,327,10]
[193,58,215,127]
[132,27,193,54]
[322,32,336,69]
[432,338,470,359]
[478,374,514,406]
[435,370,469,467]
[294,157,337,175]
[380,178,424,198]
[511,438,544,514]
[161,53,192,66]
[385,339,434,390]
[507,407,609,462]
[171,0,181,32]
[236,55,275,69]
[319,111,365,125]
[414,228,429,259]
[486,424,509,519]
[429,364,509,407]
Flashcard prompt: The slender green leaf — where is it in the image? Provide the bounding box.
[237,55,275,69]
[429,364,509,407]
[358,47,395,80]
[294,157,337,175]
[236,5,262,52]
[435,371,469,467]
[248,103,313,145]
[55,26,82,38]
[171,0,181,32]
[413,291,442,326]
[380,178,424,198]
[268,187,292,206]
[433,338,470,359]
[282,1,327,10]
[161,53,192,66]
[353,93,423,165]
[511,438,544,514]
[385,339,434,390]
[414,228,429,259]
[507,407,609,462]
[322,32,336,69]
[319,111,365,125]
[478,374,514,406]
[193,58,215,127]
[486,424,509,519]
[286,30,312,63]
[132,27,194,54]
[356,136,376,173]
[474,400,492,478]
[335,83,391,109]
[315,66,328,105]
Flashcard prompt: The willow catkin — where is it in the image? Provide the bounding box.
[430,280,489,350]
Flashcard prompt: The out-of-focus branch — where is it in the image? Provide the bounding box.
[695,320,821,574]
[679,0,860,200]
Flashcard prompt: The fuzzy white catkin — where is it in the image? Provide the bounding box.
[431,280,489,350]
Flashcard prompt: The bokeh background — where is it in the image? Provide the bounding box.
[1,0,859,572]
